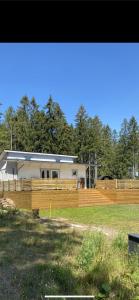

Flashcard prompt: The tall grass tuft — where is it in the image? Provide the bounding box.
[76,231,139,299]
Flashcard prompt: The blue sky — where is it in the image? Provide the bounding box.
[0,43,139,132]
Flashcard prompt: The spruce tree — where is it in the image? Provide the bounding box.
[14,96,31,151]
[115,118,130,178]
[100,125,114,176]
[75,105,89,162]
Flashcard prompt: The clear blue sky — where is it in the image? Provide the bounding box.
[0,43,139,132]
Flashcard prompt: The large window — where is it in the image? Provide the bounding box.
[40,169,59,179]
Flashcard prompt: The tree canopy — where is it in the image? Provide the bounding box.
[0,96,139,179]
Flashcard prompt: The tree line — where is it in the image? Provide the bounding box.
[0,96,139,179]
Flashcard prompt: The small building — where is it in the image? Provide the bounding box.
[0,150,87,188]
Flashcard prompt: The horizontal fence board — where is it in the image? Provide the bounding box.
[0,179,77,192]
[2,190,78,210]
[3,191,32,209]
[31,190,78,209]
[2,188,139,209]
[96,180,116,189]
[96,179,139,189]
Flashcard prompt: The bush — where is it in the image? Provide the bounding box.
[0,208,19,219]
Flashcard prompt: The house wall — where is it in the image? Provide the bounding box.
[0,161,17,181]
[17,162,86,181]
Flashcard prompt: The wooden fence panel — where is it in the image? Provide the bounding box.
[3,188,139,209]
[97,189,139,204]
[96,179,139,189]
[3,190,78,210]
[96,180,116,189]
[32,190,78,209]
[31,179,77,190]
[3,191,32,209]
[117,179,139,189]
[0,178,77,192]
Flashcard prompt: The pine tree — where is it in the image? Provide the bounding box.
[127,116,139,178]
[114,118,130,178]
[75,105,89,162]
[44,96,73,154]
[5,106,16,150]
[99,125,114,176]
[0,104,11,152]
[28,97,46,152]
[14,96,31,151]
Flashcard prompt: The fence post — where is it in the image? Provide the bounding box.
[49,202,52,218]
[14,179,16,191]
[20,179,23,191]
[8,180,10,191]
[115,179,117,189]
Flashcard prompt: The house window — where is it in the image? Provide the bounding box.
[12,168,15,179]
[52,170,59,179]
[47,170,50,178]
[72,169,78,177]
[40,169,59,179]
[41,170,45,178]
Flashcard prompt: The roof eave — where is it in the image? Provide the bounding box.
[3,150,78,159]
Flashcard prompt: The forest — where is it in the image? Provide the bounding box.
[0,95,139,179]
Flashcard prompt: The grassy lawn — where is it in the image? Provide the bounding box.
[0,208,139,299]
[40,204,139,233]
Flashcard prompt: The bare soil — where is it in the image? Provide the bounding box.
[40,217,117,237]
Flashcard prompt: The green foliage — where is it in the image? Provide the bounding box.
[77,232,105,270]
[0,208,19,219]
[1,95,139,179]
[112,232,127,251]
[115,117,139,178]
[75,105,89,162]
[1,210,139,299]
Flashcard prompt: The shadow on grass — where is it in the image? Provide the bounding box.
[0,212,136,300]
[0,212,84,299]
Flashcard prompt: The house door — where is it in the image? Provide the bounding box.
[41,169,50,179]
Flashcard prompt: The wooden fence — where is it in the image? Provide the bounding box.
[1,178,139,210]
[4,190,79,209]
[0,178,78,192]
[96,180,117,189]
[0,178,78,210]
[3,188,139,210]
[96,179,139,189]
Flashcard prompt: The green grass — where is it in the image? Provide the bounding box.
[40,204,139,233]
[1,207,139,299]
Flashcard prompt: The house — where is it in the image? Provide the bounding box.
[0,150,87,188]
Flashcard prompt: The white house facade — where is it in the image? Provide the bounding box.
[0,150,87,187]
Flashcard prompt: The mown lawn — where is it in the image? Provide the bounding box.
[0,207,139,300]
[40,204,139,233]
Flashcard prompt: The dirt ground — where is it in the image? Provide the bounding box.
[40,217,117,238]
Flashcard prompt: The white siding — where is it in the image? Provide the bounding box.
[0,161,17,181]
[17,162,86,180]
